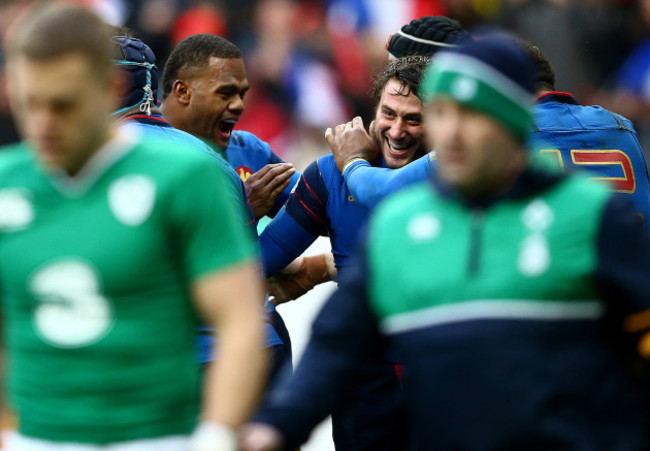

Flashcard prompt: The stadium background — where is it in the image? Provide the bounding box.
[0,0,648,449]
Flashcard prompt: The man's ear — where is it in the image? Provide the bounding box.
[172,80,191,105]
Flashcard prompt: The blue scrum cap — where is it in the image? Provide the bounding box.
[111,35,158,115]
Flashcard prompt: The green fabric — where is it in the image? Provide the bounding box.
[0,136,256,443]
[366,173,611,332]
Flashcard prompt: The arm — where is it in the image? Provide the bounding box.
[192,263,268,428]
[344,154,432,209]
[259,160,329,276]
[596,195,650,357]
[241,236,384,450]
[170,156,268,449]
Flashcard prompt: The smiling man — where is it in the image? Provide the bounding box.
[242,34,650,451]
[160,34,299,221]
[259,56,429,451]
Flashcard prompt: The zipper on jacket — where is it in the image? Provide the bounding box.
[467,209,484,275]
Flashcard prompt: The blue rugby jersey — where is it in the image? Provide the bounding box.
[225,130,300,218]
[532,92,650,228]
[260,154,383,277]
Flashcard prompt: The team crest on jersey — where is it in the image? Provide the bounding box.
[235,166,253,182]
[407,213,440,241]
[0,188,33,231]
[108,175,156,226]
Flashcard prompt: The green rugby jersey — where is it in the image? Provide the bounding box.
[367,172,612,332]
[0,129,257,443]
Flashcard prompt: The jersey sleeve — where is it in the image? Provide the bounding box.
[344,154,431,209]
[596,194,650,341]
[166,157,258,281]
[259,208,319,276]
[283,160,329,236]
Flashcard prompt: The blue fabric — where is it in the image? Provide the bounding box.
[344,153,433,210]
[532,92,650,229]
[225,131,300,219]
[261,154,380,278]
[260,207,318,277]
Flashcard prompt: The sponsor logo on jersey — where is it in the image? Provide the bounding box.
[108,175,156,226]
[235,166,253,182]
[0,189,33,231]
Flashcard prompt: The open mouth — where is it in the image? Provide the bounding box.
[386,138,412,157]
[217,118,238,139]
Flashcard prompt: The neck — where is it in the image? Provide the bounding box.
[460,147,528,200]
[64,123,117,176]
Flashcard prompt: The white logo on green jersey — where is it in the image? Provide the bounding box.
[108,175,156,226]
[408,213,440,241]
[30,259,113,348]
[0,189,33,231]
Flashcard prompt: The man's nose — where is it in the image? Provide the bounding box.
[388,119,406,140]
[228,95,245,114]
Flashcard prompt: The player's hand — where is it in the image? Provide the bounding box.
[325,116,380,173]
[267,253,336,306]
[240,423,284,451]
[245,163,296,220]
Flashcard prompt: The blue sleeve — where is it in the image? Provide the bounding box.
[256,233,384,447]
[283,160,329,235]
[344,154,431,209]
[597,194,650,326]
[259,207,318,276]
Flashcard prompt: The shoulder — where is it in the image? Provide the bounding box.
[0,143,35,183]
[229,130,271,154]
[128,134,227,186]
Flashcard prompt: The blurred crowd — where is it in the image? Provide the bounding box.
[1,0,650,166]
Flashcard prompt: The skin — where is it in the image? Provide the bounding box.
[424,98,527,198]
[192,262,268,429]
[162,57,249,151]
[326,78,426,171]
[372,78,427,169]
[6,52,120,175]
[161,56,295,219]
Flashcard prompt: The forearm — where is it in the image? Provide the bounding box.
[260,208,318,276]
[193,263,269,428]
[344,160,398,209]
[203,315,268,427]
